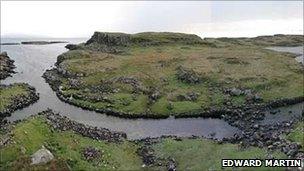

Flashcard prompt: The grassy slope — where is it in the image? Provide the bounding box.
[56,37,303,117]
[0,116,290,170]
[0,84,32,112]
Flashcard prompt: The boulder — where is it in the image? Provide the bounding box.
[230,88,242,96]
[31,146,54,165]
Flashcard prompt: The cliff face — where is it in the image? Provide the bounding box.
[84,31,203,47]
[85,32,132,46]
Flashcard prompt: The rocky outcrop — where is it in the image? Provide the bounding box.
[0,52,16,80]
[86,32,131,47]
[65,44,80,50]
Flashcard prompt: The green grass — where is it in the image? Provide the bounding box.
[0,116,142,170]
[0,84,32,112]
[0,116,293,170]
[48,33,304,117]
[152,138,286,171]
[285,121,304,150]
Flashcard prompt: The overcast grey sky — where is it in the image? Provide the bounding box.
[1,1,303,38]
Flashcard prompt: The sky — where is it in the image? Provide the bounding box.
[1,1,303,38]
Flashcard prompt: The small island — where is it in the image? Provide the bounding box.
[43,32,303,121]
[21,41,68,45]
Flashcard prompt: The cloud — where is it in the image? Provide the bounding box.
[1,1,303,38]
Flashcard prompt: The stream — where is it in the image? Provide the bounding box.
[1,39,303,140]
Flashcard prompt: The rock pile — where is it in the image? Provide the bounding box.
[0,51,16,80]
[224,87,262,102]
[40,110,126,142]
[176,92,199,101]
[223,119,303,158]
[82,146,102,162]
[176,66,202,84]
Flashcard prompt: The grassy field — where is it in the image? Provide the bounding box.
[50,32,304,117]
[0,115,290,170]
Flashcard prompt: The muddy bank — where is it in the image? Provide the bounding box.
[0,52,16,80]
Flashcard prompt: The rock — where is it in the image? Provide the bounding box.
[0,52,8,56]
[176,66,202,84]
[31,146,54,165]
[65,44,79,50]
[253,94,262,102]
[253,124,259,129]
[186,92,199,101]
[82,146,102,161]
[230,88,242,96]
[86,32,131,47]
[167,158,177,171]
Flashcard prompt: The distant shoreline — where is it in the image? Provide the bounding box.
[1,41,69,45]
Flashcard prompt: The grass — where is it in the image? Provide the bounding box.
[51,33,303,117]
[285,121,304,150]
[0,83,32,112]
[0,116,289,170]
[151,138,286,171]
[0,117,142,170]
